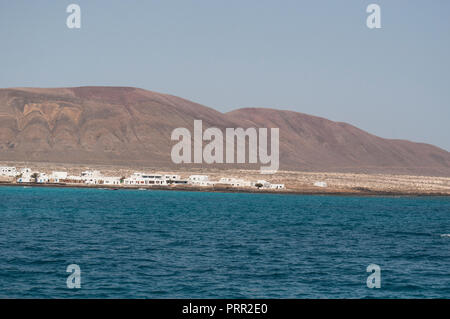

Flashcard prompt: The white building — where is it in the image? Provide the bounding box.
[0,167,17,177]
[81,170,102,184]
[66,175,83,183]
[189,175,209,182]
[142,174,167,185]
[17,175,32,183]
[124,173,168,186]
[218,177,253,188]
[102,177,121,185]
[50,171,68,183]
[314,181,328,188]
[164,175,181,181]
[163,175,188,185]
[84,177,101,185]
[37,173,49,184]
[17,170,40,183]
[270,184,285,189]
[124,172,141,185]
[124,173,143,185]
[20,168,31,174]
[81,170,101,179]
[188,175,209,185]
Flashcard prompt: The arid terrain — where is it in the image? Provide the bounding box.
[1,162,449,195]
[1,86,449,177]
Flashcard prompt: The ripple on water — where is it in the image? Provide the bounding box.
[0,187,449,298]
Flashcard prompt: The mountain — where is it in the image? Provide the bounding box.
[0,86,449,176]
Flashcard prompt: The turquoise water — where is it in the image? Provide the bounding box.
[0,186,449,298]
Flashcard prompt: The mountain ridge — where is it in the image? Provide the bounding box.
[0,86,449,176]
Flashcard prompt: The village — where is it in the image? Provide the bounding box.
[0,166,286,190]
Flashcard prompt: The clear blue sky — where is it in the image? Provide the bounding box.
[1,0,449,150]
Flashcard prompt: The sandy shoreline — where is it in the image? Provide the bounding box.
[1,161,449,196]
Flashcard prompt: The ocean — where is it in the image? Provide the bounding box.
[0,186,449,298]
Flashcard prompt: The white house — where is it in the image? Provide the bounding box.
[188,175,209,185]
[11,168,33,183]
[143,174,167,185]
[66,175,84,183]
[102,176,121,185]
[84,177,101,185]
[81,170,103,184]
[124,173,169,186]
[81,170,101,179]
[50,171,68,183]
[189,175,209,182]
[194,180,216,187]
[314,181,328,188]
[17,174,32,183]
[270,184,285,189]
[0,167,17,177]
[124,173,141,185]
[164,175,181,181]
[20,168,32,174]
[218,177,253,188]
[37,173,49,184]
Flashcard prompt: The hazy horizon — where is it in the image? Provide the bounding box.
[1,1,449,151]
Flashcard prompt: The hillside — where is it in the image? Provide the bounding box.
[0,86,449,176]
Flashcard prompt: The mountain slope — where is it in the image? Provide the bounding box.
[227,108,450,175]
[0,86,449,176]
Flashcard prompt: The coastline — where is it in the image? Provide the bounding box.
[2,162,450,197]
[1,181,449,197]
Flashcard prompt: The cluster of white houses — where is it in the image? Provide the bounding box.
[0,167,285,190]
[0,167,70,184]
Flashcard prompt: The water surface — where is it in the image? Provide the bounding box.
[0,186,449,298]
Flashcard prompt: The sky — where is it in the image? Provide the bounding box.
[0,0,449,150]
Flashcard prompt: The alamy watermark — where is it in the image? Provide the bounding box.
[171,120,279,174]
[64,4,381,32]
[366,264,381,288]
[66,264,81,289]
[66,4,381,30]
[366,4,381,29]
[66,4,81,29]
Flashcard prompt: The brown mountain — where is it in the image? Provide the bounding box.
[0,86,449,176]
